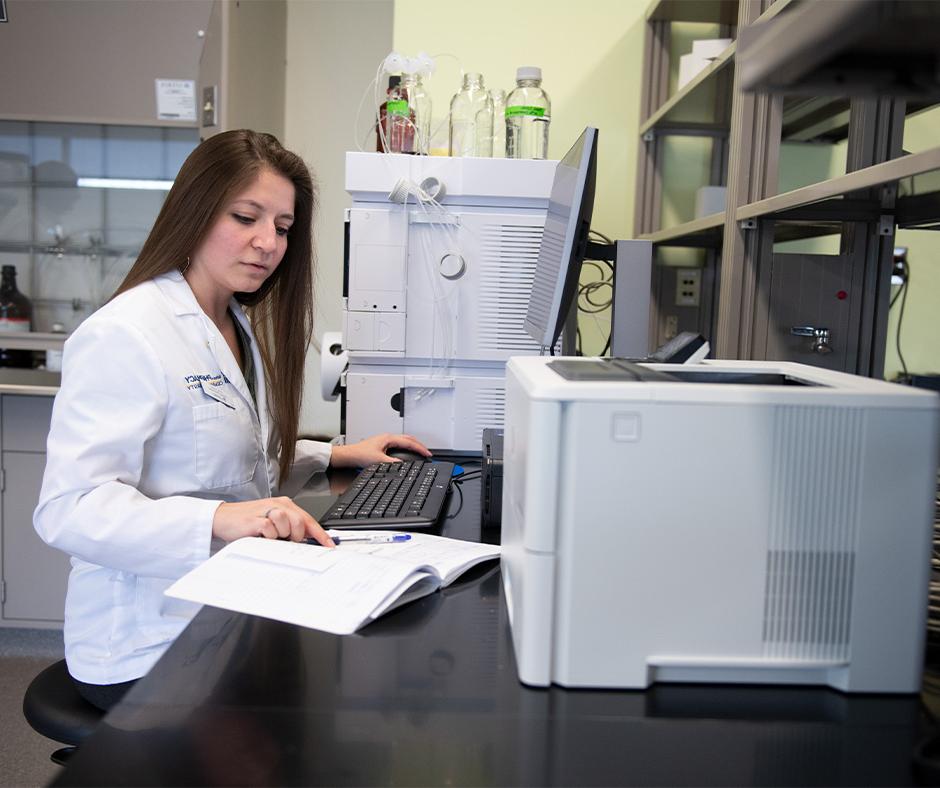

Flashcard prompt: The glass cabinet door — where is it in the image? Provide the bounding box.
[0,121,198,342]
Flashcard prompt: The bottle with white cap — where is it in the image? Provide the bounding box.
[44,322,66,372]
[505,66,551,159]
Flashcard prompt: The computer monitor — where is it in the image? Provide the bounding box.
[523,127,598,352]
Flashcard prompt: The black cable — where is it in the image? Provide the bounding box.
[444,480,464,519]
[581,259,607,279]
[589,228,614,245]
[452,471,481,483]
[578,261,613,312]
[892,259,910,379]
[890,279,906,309]
[890,257,908,308]
[572,238,616,357]
[581,280,613,310]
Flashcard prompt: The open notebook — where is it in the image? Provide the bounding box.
[165,533,500,635]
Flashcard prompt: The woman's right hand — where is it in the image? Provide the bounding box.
[212,497,335,547]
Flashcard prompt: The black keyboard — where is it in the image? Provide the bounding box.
[319,460,455,529]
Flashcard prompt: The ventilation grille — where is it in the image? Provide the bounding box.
[762,406,864,661]
[524,222,565,344]
[473,387,506,444]
[478,224,546,352]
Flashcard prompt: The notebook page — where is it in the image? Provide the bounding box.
[334,532,500,586]
[166,538,437,635]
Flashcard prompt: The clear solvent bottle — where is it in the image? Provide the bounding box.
[449,72,492,157]
[505,66,551,159]
[403,72,432,155]
[489,89,507,158]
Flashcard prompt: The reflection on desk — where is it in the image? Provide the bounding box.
[55,471,935,787]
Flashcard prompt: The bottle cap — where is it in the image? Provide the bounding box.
[516,66,542,82]
[1,265,15,275]
[388,75,401,89]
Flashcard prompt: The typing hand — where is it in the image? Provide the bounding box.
[329,433,431,468]
[212,497,335,547]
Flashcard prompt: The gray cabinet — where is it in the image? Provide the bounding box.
[0,394,69,628]
[0,0,211,128]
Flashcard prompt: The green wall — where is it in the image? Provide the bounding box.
[888,107,940,380]
[393,0,647,242]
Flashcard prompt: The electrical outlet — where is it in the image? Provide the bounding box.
[664,315,678,340]
[675,268,701,307]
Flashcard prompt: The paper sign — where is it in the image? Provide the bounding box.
[155,79,196,122]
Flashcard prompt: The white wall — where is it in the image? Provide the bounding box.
[284,0,394,437]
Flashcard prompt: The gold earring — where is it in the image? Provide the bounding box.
[180,256,190,274]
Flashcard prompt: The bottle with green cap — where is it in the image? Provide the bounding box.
[505,66,551,159]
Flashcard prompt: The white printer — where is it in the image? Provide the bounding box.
[500,356,940,693]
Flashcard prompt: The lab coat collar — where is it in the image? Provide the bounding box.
[155,270,203,317]
[153,272,270,449]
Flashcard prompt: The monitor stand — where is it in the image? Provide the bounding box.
[580,238,652,358]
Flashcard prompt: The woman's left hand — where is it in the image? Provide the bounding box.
[329,433,431,468]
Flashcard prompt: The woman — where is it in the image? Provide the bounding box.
[34,130,429,710]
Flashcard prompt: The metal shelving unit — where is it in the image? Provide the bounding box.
[647,0,739,26]
[737,146,940,222]
[0,240,139,259]
[737,0,940,99]
[639,212,724,249]
[639,43,735,137]
[634,0,940,378]
[634,0,742,347]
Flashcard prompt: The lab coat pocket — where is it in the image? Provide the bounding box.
[134,576,199,648]
[192,399,260,489]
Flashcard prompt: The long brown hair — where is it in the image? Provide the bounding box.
[114,129,317,480]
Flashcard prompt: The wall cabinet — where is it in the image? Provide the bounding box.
[0,0,211,128]
[0,394,69,628]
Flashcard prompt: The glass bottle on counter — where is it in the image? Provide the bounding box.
[0,265,34,368]
[505,66,551,159]
[402,72,431,155]
[449,72,492,157]
[377,76,416,154]
[44,322,66,372]
[489,89,507,158]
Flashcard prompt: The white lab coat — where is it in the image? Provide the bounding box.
[34,271,332,685]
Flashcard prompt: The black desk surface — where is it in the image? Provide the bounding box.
[56,467,940,786]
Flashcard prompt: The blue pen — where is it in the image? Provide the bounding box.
[307,533,412,545]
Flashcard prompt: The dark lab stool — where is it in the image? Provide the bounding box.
[23,659,104,765]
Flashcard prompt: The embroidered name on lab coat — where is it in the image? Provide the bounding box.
[184,373,238,409]
[183,373,230,391]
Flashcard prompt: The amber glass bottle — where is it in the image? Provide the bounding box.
[0,265,34,368]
